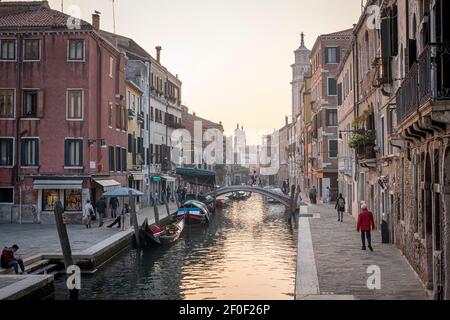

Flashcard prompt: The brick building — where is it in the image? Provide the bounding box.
[309,29,352,202]
[0,2,127,224]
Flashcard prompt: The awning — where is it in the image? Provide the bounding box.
[130,173,144,181]
[161,175,176,183]
[33,180,83,190]
[94,179,121,192]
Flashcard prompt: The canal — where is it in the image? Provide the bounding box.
[55,195,298,300]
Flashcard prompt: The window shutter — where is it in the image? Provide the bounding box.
[324,48,329,64]
[122,148,127,172]
[337,83,343,106]
[390,5,398,56]
[35,140,39,166]
[381,15,392,83]
[64,140,69,167]
[78,140,83,167]
[21,140,26,166]
[37,90,44,118]
[128,134,133,152]
[336,47,340,63]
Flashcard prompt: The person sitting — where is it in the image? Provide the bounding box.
[1,245,26,275]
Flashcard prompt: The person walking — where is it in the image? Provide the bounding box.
[107,204,130,230]
[324,187,331,204]
[95,197,107,228]
[110,197,119,219]
[83,200,95,229]
[335,193,346,222]
[357,204,376,251]
[309,186,317,204]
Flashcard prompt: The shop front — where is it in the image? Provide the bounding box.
[128,172,144,209]
[34,179,88,224]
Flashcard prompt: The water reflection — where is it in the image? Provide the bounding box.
[55,195,298,300]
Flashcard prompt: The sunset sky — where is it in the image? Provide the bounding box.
[43,0,361,141]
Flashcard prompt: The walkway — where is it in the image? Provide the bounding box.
[0,202,178,260]
[296,203,429,300]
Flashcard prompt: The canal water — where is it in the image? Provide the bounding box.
[55,195,298,300]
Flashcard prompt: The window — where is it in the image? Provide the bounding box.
[326,109,338,126]
[0,138,14,166]
[108,103,113,127]
[0,39,16,60]
[0,89,14,118]
[116,104,122,129]
[42,190,59,212]
[108,146,115,172]
[0,188,13,203]
[21,138,39,167]
[24,39,40,61]
[116,147,121,172]
[67,90,83,120]
[325,47,339,64]
[64,190,82,211]
[337,83,343,106]
[68,40,84,61]
[380,115,385,156]
[329,140,338,158]
[23,90,38,117]
[109,56,114,78]
[64,139,83,167]
[327,78,337,96]
[122,148,127,172]
[150,107,154,121]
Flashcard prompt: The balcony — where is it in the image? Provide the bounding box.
[396,43,450,125]
[349,130,376,161]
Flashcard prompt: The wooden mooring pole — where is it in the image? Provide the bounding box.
[54,200,78,300]
[129,190,140,249]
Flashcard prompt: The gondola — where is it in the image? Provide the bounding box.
[177,200,211,225]
[141,217,185,245]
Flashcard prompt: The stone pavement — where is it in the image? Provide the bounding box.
[0,202,178,260]
[299,203,429,300]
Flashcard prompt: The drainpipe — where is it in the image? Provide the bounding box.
[15,33,23,224]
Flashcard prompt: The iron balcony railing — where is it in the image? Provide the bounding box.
[396,43,450,124]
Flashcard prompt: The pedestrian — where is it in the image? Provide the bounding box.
[357,204,376,251]
[335,193,346,222]
[107,204,129,229]
[1,245,26,275]
[83,200,95,229]
[95,197,107,228]
[309,186,317,204]
[324,187,331,204]
[110,197,119,219]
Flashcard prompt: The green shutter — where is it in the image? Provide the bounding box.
[35,140,39,166]
[21,140,26,166]
[64,140,70,166]
[79,140,83,166]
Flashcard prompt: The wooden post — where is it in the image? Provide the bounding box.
[154,203,160,225]
[54,200,78,300]
[164,197,171,220]
[129,190,140,249]
[294,185,301,214]
[290,185,296,214]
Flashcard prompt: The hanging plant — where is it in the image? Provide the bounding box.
[348,133,373,149]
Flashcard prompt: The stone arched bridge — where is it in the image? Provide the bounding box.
[208,185,296,208]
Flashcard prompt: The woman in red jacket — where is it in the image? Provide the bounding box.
[357,204,375,251]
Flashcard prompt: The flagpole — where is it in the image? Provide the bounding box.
[112,0,116,34]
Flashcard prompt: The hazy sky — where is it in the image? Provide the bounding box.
[42,0,361,139]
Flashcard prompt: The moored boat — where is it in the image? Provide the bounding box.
[177,200,211,225]
[141,217,185,245]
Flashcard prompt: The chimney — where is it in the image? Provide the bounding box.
[285,116,289,126]
[193,111,196,117]
[92,13,100,31]
[155,46,162,63]
[111,35,118,48]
